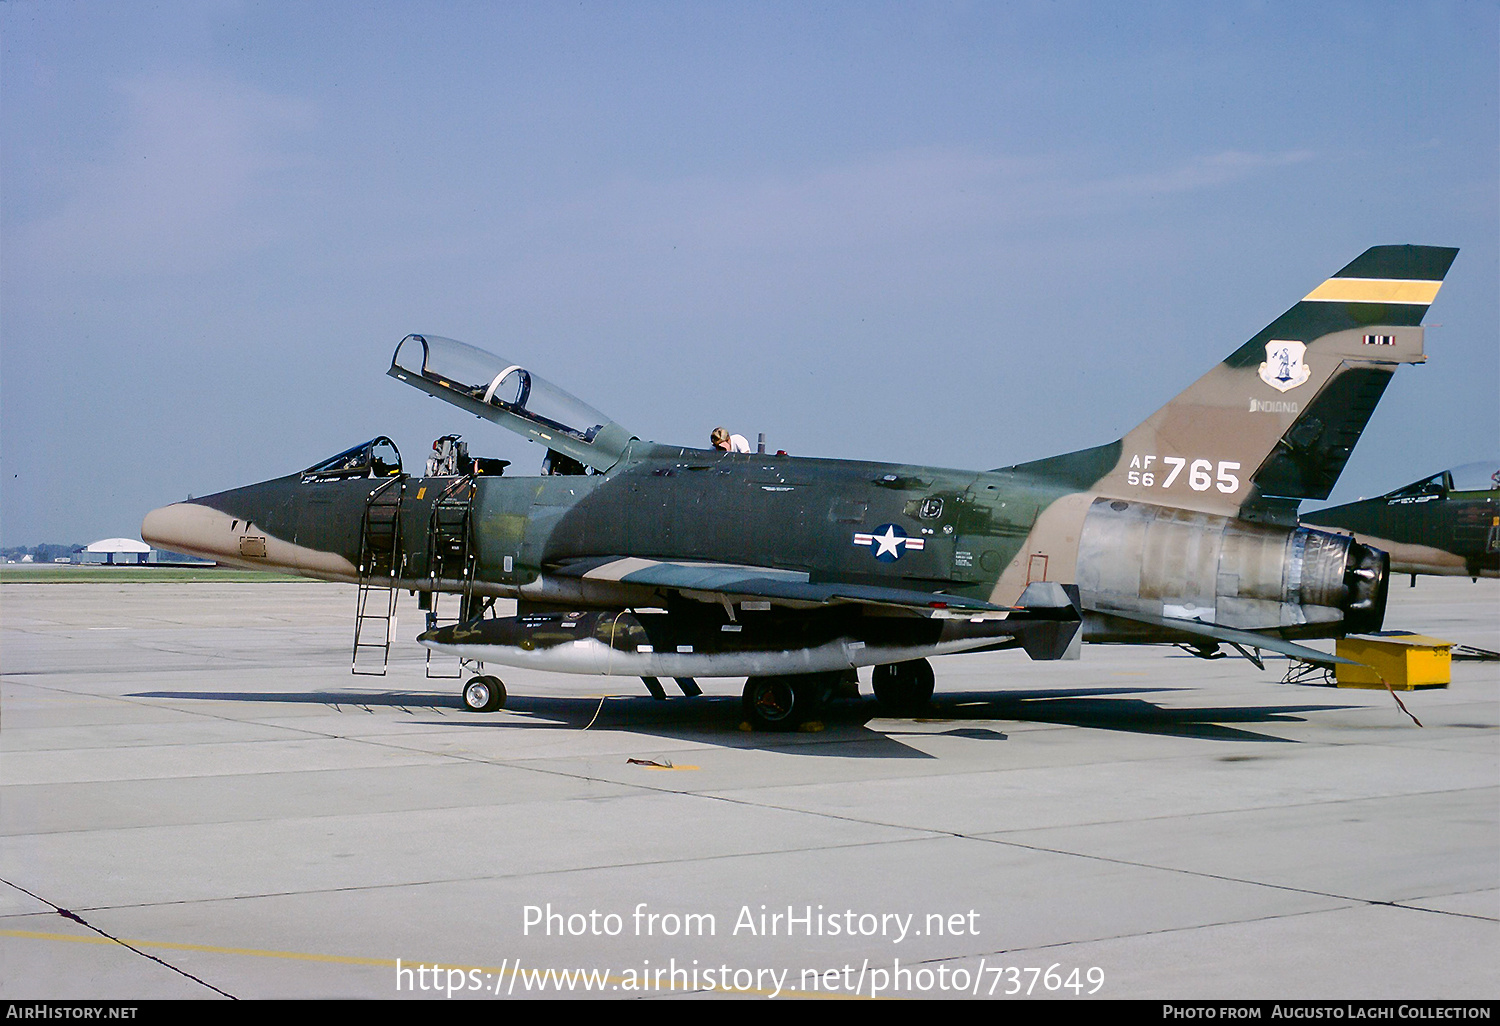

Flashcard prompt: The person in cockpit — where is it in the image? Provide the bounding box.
[542,449,589,476]
[711,427,751,453]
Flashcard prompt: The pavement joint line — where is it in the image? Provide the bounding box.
[8,700,1495,839]
[17,779,1478,927]
[0,836,950,911]
[952,834,1500,924]
[946,783,1500,836]
[0,878,237,999]
[5,895,1477,991]
[525,783,1500,925]
[659,782,1500,923]
[7,782,1493,857]
[1,927,397,969]
[913,900,1476,967]
[0,930,859,999]
[24,900,1467,1000]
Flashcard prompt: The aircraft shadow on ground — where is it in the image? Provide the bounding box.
[924,689,1355,742]
[129,683,1356,754]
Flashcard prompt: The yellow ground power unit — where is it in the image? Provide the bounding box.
[1335,633,1453,689]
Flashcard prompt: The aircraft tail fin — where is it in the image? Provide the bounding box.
[1078,245,1458,516]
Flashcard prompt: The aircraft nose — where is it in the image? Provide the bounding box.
[142,478,357,578]
[141,501,233,563]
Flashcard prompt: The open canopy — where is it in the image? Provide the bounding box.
[388,334,633,472]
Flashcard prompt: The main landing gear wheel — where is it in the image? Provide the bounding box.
[741,673,839,731]
[742,676,798,731]
[462,675,506,712]
[872,659,934,716]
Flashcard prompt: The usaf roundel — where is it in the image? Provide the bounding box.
[853,523,926,562]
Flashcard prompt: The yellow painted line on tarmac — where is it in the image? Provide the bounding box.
[2,929,864,998]
[1,928,395,967]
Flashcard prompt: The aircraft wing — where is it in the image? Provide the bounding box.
[548,556,1009,613]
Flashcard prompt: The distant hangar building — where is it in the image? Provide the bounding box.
[78,539,210,565]
[79,538,152,564]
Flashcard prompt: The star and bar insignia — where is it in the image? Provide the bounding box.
[853,524,925,562]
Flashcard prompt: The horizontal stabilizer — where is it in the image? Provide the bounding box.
[1098,607,1358,668]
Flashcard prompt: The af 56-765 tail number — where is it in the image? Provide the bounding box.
[1127,456,1241,494]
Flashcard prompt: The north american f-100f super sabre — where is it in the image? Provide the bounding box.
[1302,461,1498,583]
[141,245,1458,728]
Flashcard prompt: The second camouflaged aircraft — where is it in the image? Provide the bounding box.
[1303,461,1499,583]
[142,245,1458,728]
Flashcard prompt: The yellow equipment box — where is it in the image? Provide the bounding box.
[1335,633,1452,689]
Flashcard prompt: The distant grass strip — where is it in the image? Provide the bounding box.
[0,566,310,584]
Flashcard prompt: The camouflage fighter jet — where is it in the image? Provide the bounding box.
[141,244,1458,728]
[1302,461,1499,583]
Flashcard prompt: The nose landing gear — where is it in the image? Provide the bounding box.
[462,675,507,712]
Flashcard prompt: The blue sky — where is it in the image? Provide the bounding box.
[2,1,1496,545]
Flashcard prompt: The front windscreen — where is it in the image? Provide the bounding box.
[1388,471,1448,498]
[302,437,402,481]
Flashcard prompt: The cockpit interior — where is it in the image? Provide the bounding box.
[1386,462,1500,499]
[302,437,403,482]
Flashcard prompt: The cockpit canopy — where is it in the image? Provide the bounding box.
[388,334,633,472]
[1387,461,1500,498]
[302,437,402,482]
[1449,462,1500,493]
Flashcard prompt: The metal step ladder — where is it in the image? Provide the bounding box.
[423,476,488,678]
[352,476,405,675]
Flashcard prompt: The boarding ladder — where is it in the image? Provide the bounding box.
[423,475,482,678]
[352,475,406,675]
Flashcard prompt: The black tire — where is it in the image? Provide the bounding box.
[741,673,836,730]
[742,676,801,730]
[871,660,934,715]
[462,675,506,712]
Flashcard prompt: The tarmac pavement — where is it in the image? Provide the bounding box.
[2,575,1495,999]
